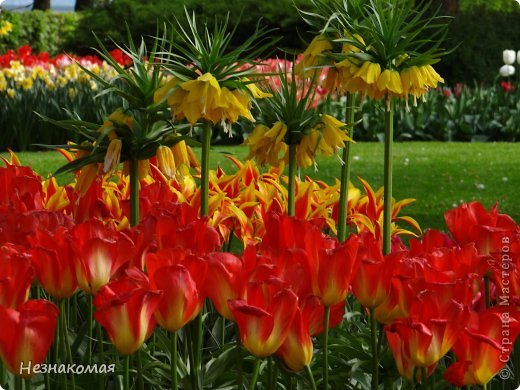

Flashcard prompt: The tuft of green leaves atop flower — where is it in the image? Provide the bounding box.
[38,31,189,182]
[298,0,451,105]
[245,64,352,168]
[153,9,277,133]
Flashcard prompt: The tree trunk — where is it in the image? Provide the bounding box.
[32,0,51,10]
[75,0,94,11]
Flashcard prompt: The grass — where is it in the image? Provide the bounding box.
[9,141,520,231]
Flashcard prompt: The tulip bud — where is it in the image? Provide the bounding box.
[517,50,520,65]
[499,64,515,77]
[503,49,516,65]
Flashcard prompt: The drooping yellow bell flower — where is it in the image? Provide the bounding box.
[103,139,122,174]
[156,145,176,179]
[295,35,333,77]
[319,114,353,155]
[354,61,381,85]
[377,69,403,96]
[245,122,288,167]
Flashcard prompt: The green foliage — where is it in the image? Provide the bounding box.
[0,10,81,55]
[68,0,313,55]
[323,82,520,142]
[437,7,520,84]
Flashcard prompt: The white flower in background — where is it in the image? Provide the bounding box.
[517,51,520,65]
[503,49,516,65]
[499,64,515,77]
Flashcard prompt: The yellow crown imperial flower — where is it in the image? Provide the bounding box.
[295,35,333,77]
[377,69,403,96]
[156,145,176,179]
[354,61,381,85]
[103,139,122,174]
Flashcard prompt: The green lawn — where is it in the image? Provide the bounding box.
[9,142,519,231]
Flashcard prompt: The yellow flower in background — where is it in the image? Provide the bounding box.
[377,69,403,96]
[354,61,381,85]
[156,145,176,179]
[6,88,15,98]
[0,21,12,37]
[295,130,320,168]
[245,121,288,167]
[103,139,122,174]
[295,35,333,77]
[399,65,444,102]
[168,72,222,124]
[319,114,353,154]
[20,78,33,90]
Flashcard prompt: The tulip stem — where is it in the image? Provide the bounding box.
[0,361,4,388]
[14,376,22,390]
[249,358,261,390]
[136,350,144,390]
[200,121,212,217]
[129,157,140,226]
[369,308,379,390]
[171,332,178,390]
[25,378,32,389]
[220,316,226,348]
[305,365,317,390]
[236,327,243,390]
[382,98,394,255]
[123,355,130,390]
[337,92,356,243]
[514,339,520,386]
[96,322,104,363]
[60,300,75,390]
[323,305,330,389]
[287,143,297,217]
[87,295,93,365]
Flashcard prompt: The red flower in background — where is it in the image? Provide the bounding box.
[443,307,520,386]
[0,163,43,213]
[0,300,59,377]
[93,268,162,355]
[500,81,514,93]
[0,244,34,309]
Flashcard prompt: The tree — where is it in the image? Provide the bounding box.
[75,0,94,11]
[32,0,51,10]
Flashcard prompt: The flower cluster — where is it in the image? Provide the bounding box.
[0,154,517,386]
[0,46,131,98]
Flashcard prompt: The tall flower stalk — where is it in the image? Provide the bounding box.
[39,32,182,227]
[154,11,276,386]
[245,64,352,216]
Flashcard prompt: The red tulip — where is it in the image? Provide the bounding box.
[0,300,59,377]
[0,163,43,213]
[0,244,34,308]
[351,232,405,309]
[445,202,517,255]
[93,268,162,355]
[312,234,359,307]
[72,218,134,295]
[386,293,469,373]
[146,248,206,332]
[228,280,298,358]
[28,227,77,299]
[204,251,247,320]
[443,307,520,386]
